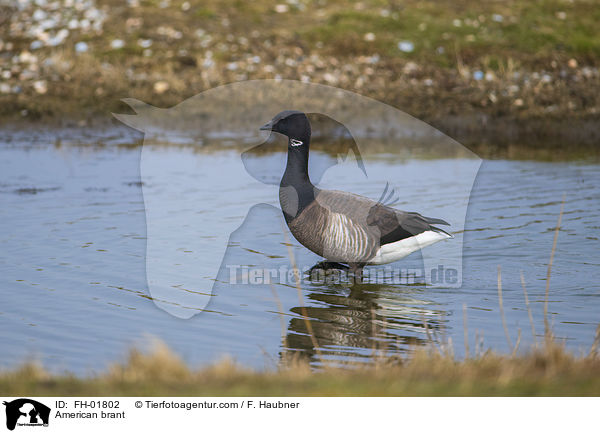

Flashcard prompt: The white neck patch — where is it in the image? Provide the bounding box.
[290,139,303,147]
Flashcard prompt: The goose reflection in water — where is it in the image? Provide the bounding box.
[211,206,449,366]
[283,280,447,365]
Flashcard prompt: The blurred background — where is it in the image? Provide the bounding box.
[1,0,599,150]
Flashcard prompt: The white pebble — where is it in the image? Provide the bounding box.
[19,51,38,63]
[85,9,101,20]
[110,39,125,49]
[33,80,48,94]
[398,41,414,53]
[138,39,152,48]
[323,73,338,84]
[153,81,169,94]
[75,41,89,53]
[48,28,69,46]
[32,9,47,21]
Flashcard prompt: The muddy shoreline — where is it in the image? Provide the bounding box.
[2,113,598,161]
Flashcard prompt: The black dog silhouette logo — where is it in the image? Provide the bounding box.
[3,399,50,431]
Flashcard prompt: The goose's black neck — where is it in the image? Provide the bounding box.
[282,138,311,184]
[280,135,316,222]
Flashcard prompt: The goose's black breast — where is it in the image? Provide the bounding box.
[287,200,328,257]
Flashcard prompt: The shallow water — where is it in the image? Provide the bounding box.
[0,133,599,373]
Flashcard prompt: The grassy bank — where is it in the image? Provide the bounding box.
[1,0,599,146]
[2,339,600,396]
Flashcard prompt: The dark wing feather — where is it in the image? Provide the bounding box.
[368,206,451,246]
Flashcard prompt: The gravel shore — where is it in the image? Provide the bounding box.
[1,0,599,147]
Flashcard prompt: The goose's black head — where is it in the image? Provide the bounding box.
[260,110,311,146]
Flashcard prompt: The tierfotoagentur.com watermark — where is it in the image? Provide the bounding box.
[226,264,459,285]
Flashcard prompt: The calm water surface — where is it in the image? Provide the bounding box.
[0,131,598,373]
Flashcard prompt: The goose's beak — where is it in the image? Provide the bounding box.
[259,121,273,131]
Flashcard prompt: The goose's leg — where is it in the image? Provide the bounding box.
[308,261,349,283]
[349,263,366,282]
[309,261,349,272]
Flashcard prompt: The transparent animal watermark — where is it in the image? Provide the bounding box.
[114,79,481,319]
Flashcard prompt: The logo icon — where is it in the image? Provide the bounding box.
[3,399,50,431]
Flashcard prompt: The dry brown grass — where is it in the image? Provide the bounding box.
[1,334,599,396]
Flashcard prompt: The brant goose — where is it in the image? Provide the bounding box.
[260,110,452,280]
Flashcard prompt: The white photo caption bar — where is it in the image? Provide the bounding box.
[0,397,597,432]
